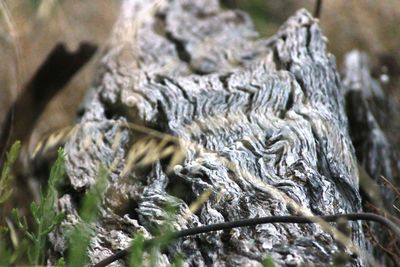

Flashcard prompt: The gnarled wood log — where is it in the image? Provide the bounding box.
[45,0,376,266]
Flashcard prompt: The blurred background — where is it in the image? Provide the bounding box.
[1,0,399,154]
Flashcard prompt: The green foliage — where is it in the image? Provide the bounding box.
[0,251,15,267]
[0,238,14,266]
[66,221,91,266]
[0,141,21,204]
[147,205,181,267]
[129,234,145,267]
[128,230,175,267]
[262,256,276,267]
[29,0,42,8]
[67,165,108,267]
[128,202,184,267]
[12,148,65,265]
[55,257,66,267]
[1,215,27,266]
[140,231,175,267]
[170,253,184,267]
[0,141,21,266]
[1,156,109,267]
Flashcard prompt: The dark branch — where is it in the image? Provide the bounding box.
[92,212,400,267]
[314,0,323,18]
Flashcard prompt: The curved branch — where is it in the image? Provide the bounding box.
[92,212,400,267]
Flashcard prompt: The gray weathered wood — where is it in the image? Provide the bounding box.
[46,1,376,266]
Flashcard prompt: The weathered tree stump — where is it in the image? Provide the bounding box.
[43,0,396,266]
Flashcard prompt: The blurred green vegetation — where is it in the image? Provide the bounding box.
[222,0,313,36]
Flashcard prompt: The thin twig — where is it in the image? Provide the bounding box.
[314,0,323,18]
[365,223,400,263]
[380,175,400,197]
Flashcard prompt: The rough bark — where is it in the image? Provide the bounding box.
[45,0,374,266]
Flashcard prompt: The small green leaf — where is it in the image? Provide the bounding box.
[11,148,66,265]
[171,253,184,267]
[30,202,40,224]
[26,232,34,242]
[11,209,26,230]
[0,225,9,235]
[262,256,276,267]
[67,164,109,267]
[129,234,145,267]
[0,242,13,266]
[0,141,21,204]
[55,257,65,267]
[67,224,91,266]
[0,190,12,204]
